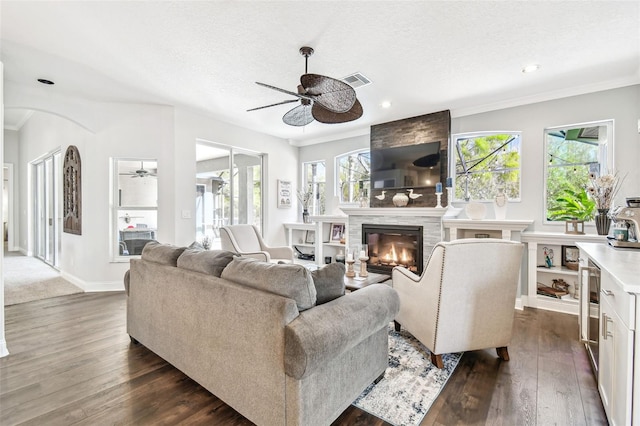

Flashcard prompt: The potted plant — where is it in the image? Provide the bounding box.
[548,188,595,234]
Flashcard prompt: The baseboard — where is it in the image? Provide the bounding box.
[61,272,124,292]
[0,339,9,358]
[514,297,524,311]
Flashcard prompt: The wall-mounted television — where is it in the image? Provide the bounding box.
[370,141,442,189]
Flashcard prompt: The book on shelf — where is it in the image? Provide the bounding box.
[537,283,568,299]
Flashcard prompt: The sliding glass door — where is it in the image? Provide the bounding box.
[33,151,62,267]
[195,142,263,248]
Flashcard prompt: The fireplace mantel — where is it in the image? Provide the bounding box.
[340,207,449,217]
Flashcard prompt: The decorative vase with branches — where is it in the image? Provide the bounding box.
[297,186,313,223]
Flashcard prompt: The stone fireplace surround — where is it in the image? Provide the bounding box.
[341,207,448,272]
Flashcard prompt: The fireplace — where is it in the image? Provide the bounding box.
[362,224,423,275]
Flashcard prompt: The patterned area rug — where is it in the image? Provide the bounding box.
[353,325,462,426]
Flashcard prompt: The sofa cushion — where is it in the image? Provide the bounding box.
[177,249,236,277]
[221,257,316,311]
[141,241,186,266]
[311,262,345,304]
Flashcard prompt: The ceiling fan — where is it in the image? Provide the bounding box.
[122,161,157,178]
[247,46,363,126]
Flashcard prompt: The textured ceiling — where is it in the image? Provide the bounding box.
[2,1,639,144]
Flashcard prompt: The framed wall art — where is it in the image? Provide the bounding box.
[277,180,292,208]
[63,145,82,235]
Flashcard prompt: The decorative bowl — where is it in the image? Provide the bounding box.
[465,201,486,220]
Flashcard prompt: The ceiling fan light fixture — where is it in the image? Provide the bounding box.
[248,46,363,127]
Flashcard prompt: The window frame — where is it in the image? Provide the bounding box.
[111,157,158,262]
[543,119,614,224]
[335,148,371,205]
[450,131,522,202]
[302,160,326,215]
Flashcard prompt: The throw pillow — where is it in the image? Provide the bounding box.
[311,262,346,304]
[141,242,186,266]
[221,257,317,311]
[188,241,205,250]
[177,249,236,277]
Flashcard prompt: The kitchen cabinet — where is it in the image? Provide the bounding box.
[577,243,640,426]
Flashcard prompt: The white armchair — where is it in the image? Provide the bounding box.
[220,224,294,263]
[392,238,524,368]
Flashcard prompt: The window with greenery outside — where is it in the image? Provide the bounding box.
[336,150,370,204]
[302,161,325,215]
[452,133,521,201]
[546,126,602,222]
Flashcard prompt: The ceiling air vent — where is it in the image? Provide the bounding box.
[342,72,371,89]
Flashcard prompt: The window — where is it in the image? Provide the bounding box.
[302,161,326,215]
[112,159,158,259]
[544,120,613,222]
[195,141,263,248]
[451,132,521,201]
[336,150,370,204]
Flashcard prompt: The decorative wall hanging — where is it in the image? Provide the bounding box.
[63,145,82,235]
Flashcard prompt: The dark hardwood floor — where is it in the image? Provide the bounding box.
[1,293,607,425]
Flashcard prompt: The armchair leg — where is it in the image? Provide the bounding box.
[394,320,401,332]
[430,353,444,369]
[496,346,510,361]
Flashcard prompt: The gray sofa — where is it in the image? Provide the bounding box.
[125,242,399,426]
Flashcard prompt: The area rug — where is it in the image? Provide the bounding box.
[4,254,83,305]
[353,326,462,426]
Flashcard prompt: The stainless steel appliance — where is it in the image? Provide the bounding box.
[579,260,601,375]
[608,206,640,249]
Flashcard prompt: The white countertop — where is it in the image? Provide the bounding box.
[577,242,640,293]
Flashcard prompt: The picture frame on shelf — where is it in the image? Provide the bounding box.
[277,180,292,208]
[330,223,345,242]
[561,245,579,269]
[305,230,315,244]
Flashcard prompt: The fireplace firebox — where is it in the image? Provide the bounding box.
[362,224,423,275]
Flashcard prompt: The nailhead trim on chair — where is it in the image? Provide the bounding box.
[431,243,446,352]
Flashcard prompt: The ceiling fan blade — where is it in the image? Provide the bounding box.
[311,98,363,124]
[247,99,299,112]
[300,74,356,113]
[255,82,312,101]
[282,104,314,127]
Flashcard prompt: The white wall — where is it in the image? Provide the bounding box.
[3,129,19,250]
[300,85,640,231]
[1,61,8,357]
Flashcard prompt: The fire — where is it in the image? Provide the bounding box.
[381,244,413,268]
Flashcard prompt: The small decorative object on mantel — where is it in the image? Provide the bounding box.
[565,219,585,235]
[374,191,386,201]
[493,187,508,220]
[465,201,486,220]
[392,192,409,207]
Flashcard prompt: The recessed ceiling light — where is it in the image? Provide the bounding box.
[522,64,540,73]
[37,78,55,85]
[381,101,392,109]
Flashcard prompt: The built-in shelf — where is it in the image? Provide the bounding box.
[522,231,607,314]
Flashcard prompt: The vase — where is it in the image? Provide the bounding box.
[595,209,611,235]
[465,201,486,220]
[493,188,508,220]
[392,192,409,207]
[302,209,310,223]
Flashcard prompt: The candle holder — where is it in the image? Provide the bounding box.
[435,192,443,208]
[345,259,356,278]
[358,256,369,277]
